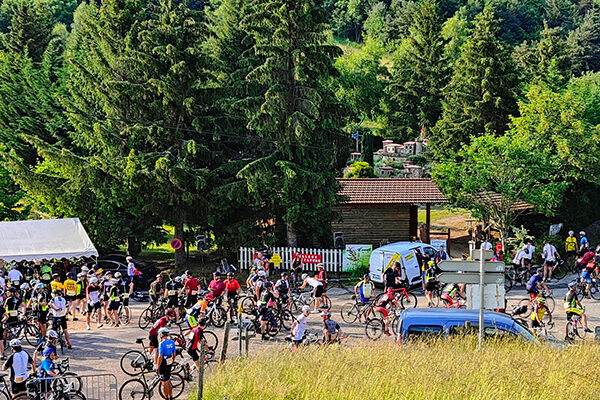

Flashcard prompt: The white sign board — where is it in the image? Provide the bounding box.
[466,284,505,309]
[430,239,447,250]
[343,244,372,272]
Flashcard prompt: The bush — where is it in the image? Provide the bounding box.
[344,161,376,178]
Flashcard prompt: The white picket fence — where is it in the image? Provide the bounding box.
[238,247,344,273]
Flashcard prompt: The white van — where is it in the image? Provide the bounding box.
[368,242,437,286]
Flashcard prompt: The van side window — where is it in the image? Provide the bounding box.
[406,325,443,337]
[484,327,517,340]
[422,247,436,258]
[449,324,477,336]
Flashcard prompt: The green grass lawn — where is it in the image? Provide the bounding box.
[418,207,471,224]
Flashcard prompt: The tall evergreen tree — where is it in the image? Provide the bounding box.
[432,7,518,159]
[383,0,448,142]
[2,0,53,63]
[240,0,347,247]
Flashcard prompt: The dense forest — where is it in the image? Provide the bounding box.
[1,0,599,259]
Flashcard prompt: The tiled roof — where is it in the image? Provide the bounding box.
[337,178,448,205]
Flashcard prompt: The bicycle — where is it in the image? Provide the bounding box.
[204,301,226,328]
[339,296,375,324]
[170,321,219,352]
[138,299,168,330]
[4,316,41,347]
[0,372,13,400]
[290,289,331,312]
[15,375,84,400]
[565,309,588,341]
[119,363,185,400]
[374,287,418,310]
[515,290,555,318]
[574,276,600,301]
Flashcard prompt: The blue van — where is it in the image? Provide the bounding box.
[395,308,536,343]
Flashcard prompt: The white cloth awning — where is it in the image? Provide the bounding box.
[0,218,98,262]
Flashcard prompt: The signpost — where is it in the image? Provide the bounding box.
[269,253,283,267]
[170,238,182,250]
[435,249,504,349]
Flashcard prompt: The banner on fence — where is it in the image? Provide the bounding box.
[342,244,372,272]
[293,253,322,264]
[239,247,343,272]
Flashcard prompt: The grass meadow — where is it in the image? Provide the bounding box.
[200,338,600,400]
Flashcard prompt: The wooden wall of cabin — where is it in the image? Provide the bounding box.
[332,204,411,247]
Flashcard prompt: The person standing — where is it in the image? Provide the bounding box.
[156,328,176,400]
[542,240,559,283]
[2,339,33,397]
[435,245,448,264]
[181,270,200,308]
[49,289,71,349]
[126,256,137,295]
[579,231,589,255]
[522,240,535,268]
[565,231,578,263]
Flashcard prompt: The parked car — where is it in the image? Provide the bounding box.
[395,308,537,343]
[368,241,436,287]
[96,255,157,288]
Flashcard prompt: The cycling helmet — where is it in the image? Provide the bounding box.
[20,283,29,291]
[52,289,62,295]
[165,309,176,317]
[111,278,118,284]
[264,281,273,289]
[536,297,546,304]
[42,347,54,357]
[175,276,182,283]
[90,277,99,284]
[114,272,122,278]
[213,271,222,276]
[536,268,544,274]
[301,273,308,280]
[47,330,59,339]
[363,273,370,279]
[52,273,59,279]
[568,230,574,235]
[158,327,169,336]
[77,273,84,278]
[205,293,214,301]
[228,272,235,277]
[67,273,74,279]
[321,311,331,318]
[280,272,288,277]
[257,270,266,278]
[35,283,45,290]
[185,270,192,276]
[568,281,577,288]
[81,266,89,272]
[7,287,17,293]
[9,339,21,347]
[30,279,38,287]
[428,260,435,266]
[301,305,311,313]
[126,256,133,262]
[580,231,586,236]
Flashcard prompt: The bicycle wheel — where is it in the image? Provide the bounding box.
[430,289,440,307]
[390,315,400,337]
[590,283,600,300]
[53,372,83,392]
[203,330,219,352]
[119,378,148,400]
[266,315,280,337]
[365,318,384,341]
[544,296,555,313]
[340,303,359,324]
[279,309,294,331]
[120,350,148,376]
[401,293,418,309]
[24,323,41,346]
[517,299,532,318]
[321,295,332,310]
[553,264,567,280]
[209,306,227,328]
[138,308,154,330]
[565,321,575,341]
[159,373,184,399]
[240,297,256,314]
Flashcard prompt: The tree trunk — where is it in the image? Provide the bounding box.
[126,236,141,256]
[286,221,298,248]
[174,221,187,267]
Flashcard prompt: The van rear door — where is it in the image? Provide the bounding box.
[400,249,421,285]
[369,251,385,283]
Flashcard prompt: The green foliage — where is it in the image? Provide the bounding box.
[360,130,374,165]
[432,6,518,158]
[383,0,448,142]
[344,161,375,178]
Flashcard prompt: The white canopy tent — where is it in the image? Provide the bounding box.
[0,218,98,262]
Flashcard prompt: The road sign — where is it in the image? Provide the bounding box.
[471,249,494,261]
[438,271,505,285]
[170,238,182,250]
[269,253,283,267]
[438,260,505,273]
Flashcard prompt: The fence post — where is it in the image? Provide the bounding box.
[220,322,230,363]
[197,340,206,400]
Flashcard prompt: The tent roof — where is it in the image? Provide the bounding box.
[0,218,98,262]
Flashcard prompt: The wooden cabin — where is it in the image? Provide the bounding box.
[333,178,448,247]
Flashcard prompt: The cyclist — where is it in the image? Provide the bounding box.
[564,281,592,333]
[75,273,87,319]
[107,279,121,327]
[208,272,226,303]
[185,294,211,330]
[253,270,267,300]
[383,262,401,292]
[530,296,552,331]
[354,274,375,320]
[321,311,342,343]
[224,272,241,323]
[181,270,200,308]
[299,273,325,312]
[565,231,578,266]
[257,281,279,341]
[37,347,59,394]
[49,289,71,349]
[275,272,291,310]
[7,266,22,288]
[63,273,78,321]
[579,231,589,254]
[148,309,176,365]
[580,259,595,298]
[149,274,164,304]
[316,264,327,294]
[246,268,259,290]
[86,277,103,330]
[156,327,176,400]
[114,273,130,324]
[526,268,551,301]
[100,271,114,321]
[374,289,395,336]
[440,283,463,307]
[32,331,58,367]
[164,274,183,319]
[28,283,50,338]
[542,240,559,283]
[290,305,311,350]
[186,317,211,372]
[49,274,63,294]
[424,261,438,307]
[2,339,33,397]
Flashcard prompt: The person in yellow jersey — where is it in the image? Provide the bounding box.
[63,273,78,321]
[565,230,578,268]
[49,274,63,293]
[530,296,552,332]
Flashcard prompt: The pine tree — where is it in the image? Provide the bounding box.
[240,0,347,247]
[2,0,53,63]
[432,6,518,159]
[383,0,448,142]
